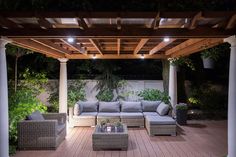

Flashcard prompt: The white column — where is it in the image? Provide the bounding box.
[224,36,236,157]
[168,63,177,115]
[58,58,68,113]
[0,38,10,157]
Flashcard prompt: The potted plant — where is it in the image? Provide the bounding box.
[201,46,221,69]
[176,103,188,125]
[168,57,195,71]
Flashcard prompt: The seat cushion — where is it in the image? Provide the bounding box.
[76,101,98,113]
[156,102,170,116]
[143,112,158,117]
[26,110,45,120]
[97,112,120,118]
[120,112,144,119]
[141,100,161,112]
[99,101,120,112]
[146,115,176,125]
[121,101,142,112]
[73,112,97,119]
[57,124,66,134]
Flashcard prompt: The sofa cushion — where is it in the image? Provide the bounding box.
[146,115,176,125]
[57,124,66,134]
[141,100,161,112]
[97,112,120,118]
[156,102,170,116]
[73,112,97,119]
[121,101,142,112]
[26,110,45,120]
[99,101,120,112]
[143,112,158,117]
[76,101,98,112]
[120,112,143,118]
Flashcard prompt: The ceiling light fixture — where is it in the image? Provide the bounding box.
[67,37,75,43]
[141,54,145,59]
[92,54,96,59]
[163,37,170,42]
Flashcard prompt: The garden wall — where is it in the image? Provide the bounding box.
[38,80,164,106]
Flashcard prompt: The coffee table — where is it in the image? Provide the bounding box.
[92,124,128,150]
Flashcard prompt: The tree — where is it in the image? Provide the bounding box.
[162,59,169,94]
[6,44,33,92]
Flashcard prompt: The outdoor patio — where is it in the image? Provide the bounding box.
[13,120,227,157]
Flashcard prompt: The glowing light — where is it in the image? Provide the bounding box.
[163,37,170,42]
[92,54,96,59]
[67,37,75,43]
[141,54,145,59]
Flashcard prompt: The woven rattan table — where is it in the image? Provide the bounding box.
[92,124,128,150]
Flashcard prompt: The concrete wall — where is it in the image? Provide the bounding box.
[38,80,163,105]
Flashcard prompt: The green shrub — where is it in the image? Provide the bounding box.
[96,89,114,101]
[138,89,170,104]
[176,103,188,110]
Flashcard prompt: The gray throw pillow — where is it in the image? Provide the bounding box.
[156,102,170,116]
[27,110,45,120]
[77,101,98,112]
[121,101,142,112]
[99,101,120,112]
[141,100,161,112]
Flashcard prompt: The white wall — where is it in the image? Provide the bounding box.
[37,80,163,105]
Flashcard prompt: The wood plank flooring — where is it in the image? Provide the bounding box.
[13,120,227,157]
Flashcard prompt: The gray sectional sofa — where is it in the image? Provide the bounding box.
[69,100,176,136]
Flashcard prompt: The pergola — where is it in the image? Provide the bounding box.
[0,11,236,157]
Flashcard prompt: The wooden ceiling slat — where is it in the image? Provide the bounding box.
[152,12,160,30]
[149,39,176,55]
[61,39,87,54]
[89,39,103,55]
[225,14,236,29]
[189,12,202,29]
[37,18,54,29]
[133,38,149,54]
[78,18,88,29]
[171,38,223,57]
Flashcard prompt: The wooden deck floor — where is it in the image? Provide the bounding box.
[13,120,227,157]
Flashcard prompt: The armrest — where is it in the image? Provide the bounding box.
[42,113,67,124]
[18,120,58,137]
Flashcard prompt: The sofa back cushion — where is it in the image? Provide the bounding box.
[121,101,142,112]
[141,100,161,112]
[26,110,45,120]
[99,101,120,112]
[74,101,98,115]
[156,102,170,116]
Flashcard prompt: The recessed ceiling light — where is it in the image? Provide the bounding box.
[92,54,96,59]
[163,37,170,42]
[67,37,75,43]
[141,54,145,59]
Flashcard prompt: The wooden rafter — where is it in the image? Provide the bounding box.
[0,16,19,28]
[1,27,235,38]
[89,39,103,55]
[149,39,176,55]
[77,18,88,29]
[171,38,223,57]
[13,39,65,58]
[37,18,54,29]
[189,12,202,29]
[31,39,71,54]
[117,38,121,55]
[133,38,149,54]
[66,53,166,59]
[61,39,87,54]
[152,12,160,29]
[165,39,204,55]
[226,14,236,29]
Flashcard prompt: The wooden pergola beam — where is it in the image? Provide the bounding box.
[117,38,121,55]
[66,53,166,59]
[165,39,204,55]
[37,18,54,29]
[12,39,65,58]
[89,39,103,55]
[149,39,176,55]
[1,27,235,38]
[226,14,236,29]
[189,12,202,29]
[0,16,19,28]
[77,18,88,29]
[171,38,223,57]
[31,39,72,54]
[152,12,160,29]
[61,39,87,54]
[133,38,149,54]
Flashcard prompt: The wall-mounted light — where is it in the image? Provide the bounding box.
[92,54,96,59]
[141,54,145,59]
[67,37,75,43]
[163,37,170,42]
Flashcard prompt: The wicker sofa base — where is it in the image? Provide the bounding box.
[70,117,96,127]
[97,117,120,124]
[145,119,176,136]
[121,118,144,127]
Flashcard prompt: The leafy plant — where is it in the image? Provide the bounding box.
[201,46,221,61]
[96,89,114,101]
[176,103,188,110]
[168,57,195,70]
[138,89,170,104]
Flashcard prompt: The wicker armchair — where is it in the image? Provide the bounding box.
[18,113,67,150]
